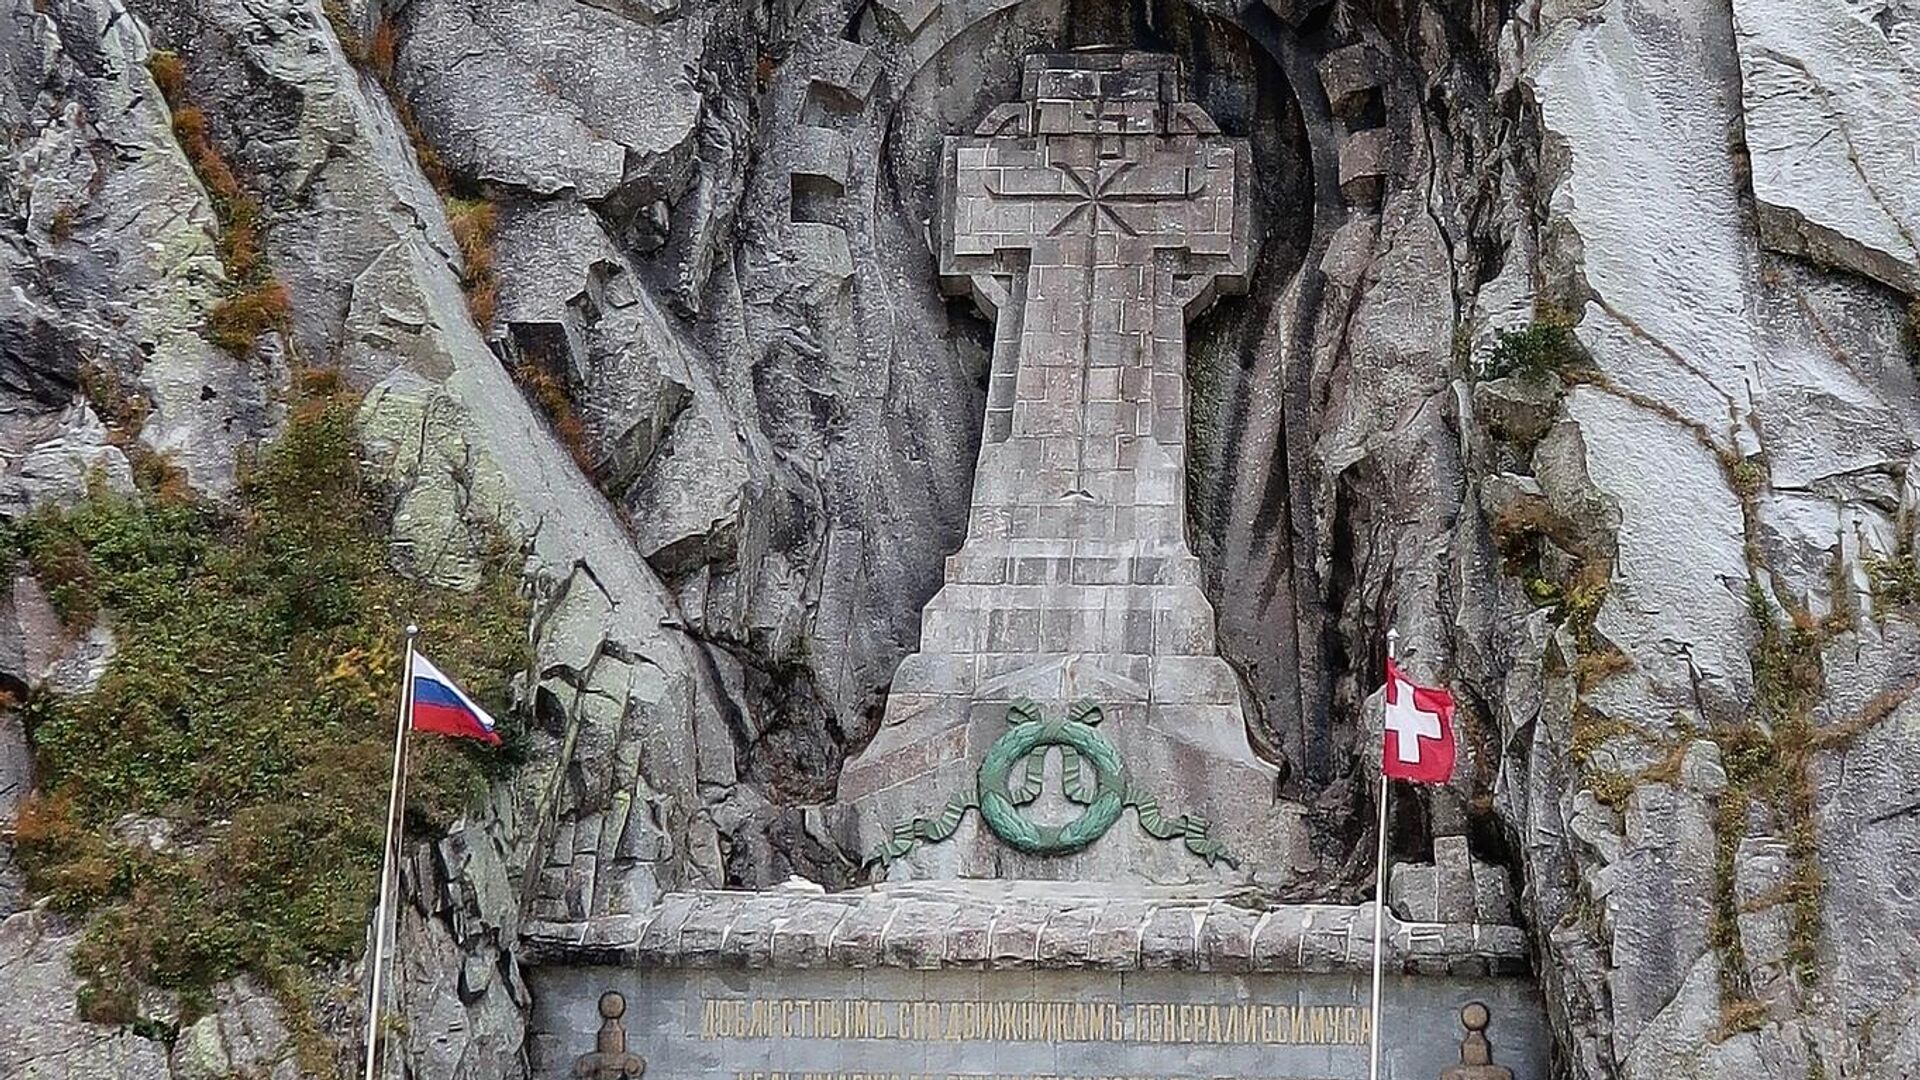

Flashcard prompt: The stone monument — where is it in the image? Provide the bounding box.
[523,49,1551,1080]
[837,50,1302,884]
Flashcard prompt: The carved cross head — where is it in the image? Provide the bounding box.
[937,51,1255,319]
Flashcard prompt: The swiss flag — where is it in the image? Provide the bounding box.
[1382,658,1456,785]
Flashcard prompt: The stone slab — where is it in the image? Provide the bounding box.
[521,883,1530,976]
[525,964,1550,1080]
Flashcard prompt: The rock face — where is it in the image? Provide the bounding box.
[1,0,1918,1077]
[1732,0,1920,293]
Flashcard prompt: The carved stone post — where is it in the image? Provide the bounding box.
[1439,1002,1513,1080]
[573,991,645,1079]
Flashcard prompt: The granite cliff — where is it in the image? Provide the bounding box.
[2,0,1918,1076]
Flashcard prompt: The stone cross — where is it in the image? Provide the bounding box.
[836,52,1283,883]
[939,51,1250,549]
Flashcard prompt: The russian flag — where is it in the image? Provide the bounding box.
[410,652,502,745]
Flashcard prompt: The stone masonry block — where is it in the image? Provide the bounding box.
[1338,128,1391,208]
[1318,44,1388,120]
[795,39,878,107]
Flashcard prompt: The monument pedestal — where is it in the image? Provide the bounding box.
[524,882,1546,1080]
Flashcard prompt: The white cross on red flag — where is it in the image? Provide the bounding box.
[1382,658,1457,784]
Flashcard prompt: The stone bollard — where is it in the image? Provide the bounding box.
[573,991,646,1079]
[1440,1002,1513,1080]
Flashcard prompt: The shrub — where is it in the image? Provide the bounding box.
[1482,317,1577,380]
[207,281,292,352]
[446,197,498,327]
[148,51,187,105]
[11,376,530,1019]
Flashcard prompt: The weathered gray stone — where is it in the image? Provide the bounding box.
[0,910,174,1078]
[6,0,1918,1074]
[394,0,714,203]
[1472,376,1561,445]
[0,405,135,519]
[1732,0,1920,293]
[2,1,276,499]
[528,884,1532,977]
[529,962,1551,1080]
[170,977,301,1080]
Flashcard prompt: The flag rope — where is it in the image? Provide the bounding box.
[363,624,418,1080]
[1368,627,1397,1080]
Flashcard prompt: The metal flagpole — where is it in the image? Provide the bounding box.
[363,624,419,1080]
[1369,627,1398,1080]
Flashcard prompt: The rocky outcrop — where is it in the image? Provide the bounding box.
[1503,0,1920,1072]
[0,911,176,1079]
[392,0,713,209]
[1732,0,1920,293]
[0,907,312,1080]
[1,0,277,499]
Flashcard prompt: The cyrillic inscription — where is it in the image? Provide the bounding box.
[528,966,1553,1080]
[697,999,1371,1046]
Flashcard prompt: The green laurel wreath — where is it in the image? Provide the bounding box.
[976,699,1126,855]
[866,698,1239,871]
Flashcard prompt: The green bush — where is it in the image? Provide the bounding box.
[12,375,529,1021]
[1482,318,1578,380]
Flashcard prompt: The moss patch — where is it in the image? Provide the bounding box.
[11,372,529,1027]
[1864,536,1920,610]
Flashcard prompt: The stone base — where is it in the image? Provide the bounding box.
[835,652,1305,885]
[521,882,1545,1080]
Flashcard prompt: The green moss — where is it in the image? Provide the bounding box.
[12,374,530,1023]
[1864,539,1920,610]
[1729,457,1766,499]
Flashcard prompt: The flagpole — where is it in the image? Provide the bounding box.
[1369,627,1397,1080]
[363,623,418,1080]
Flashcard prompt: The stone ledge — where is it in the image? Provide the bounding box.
[521,882,1530,977]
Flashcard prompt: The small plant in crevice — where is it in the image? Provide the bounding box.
[10,371,530,1037]
[147,51,290,355]
[1705,582,1828,1027]
[1585,769,1634,810]
[447,196,499,328]
[1864,531,1920,611]
[512,355,593,474]
[1479,313,1580,381]
[48,205,77,241]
